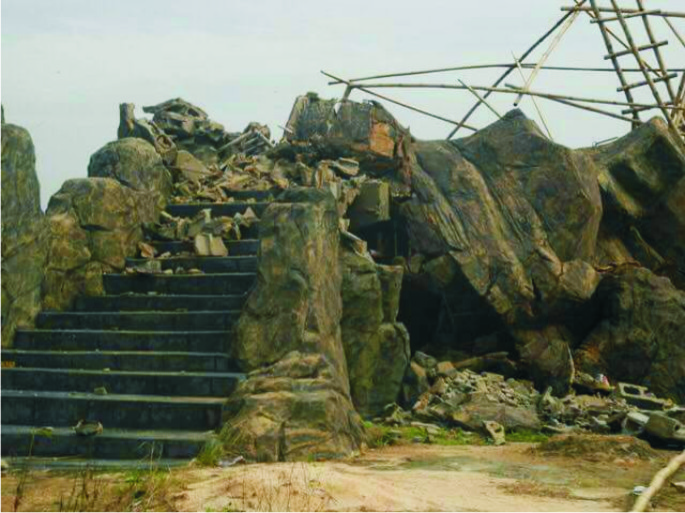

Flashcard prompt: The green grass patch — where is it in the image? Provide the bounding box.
[363,421,485,448]
[506,429,550,443]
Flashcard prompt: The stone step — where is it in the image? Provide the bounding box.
[166,202,270,219]
[2,390,225,431]
[2,367,244,397]
[151,238,259,256]
[103,272,256,295]
[14,329,231,352]
[36,310,240,331]
[126,256,258,274]
[73,294,248,312]
[222,189,278,202]
[2,425,214,460]
[148,223,259,241]
[2,349,238,372]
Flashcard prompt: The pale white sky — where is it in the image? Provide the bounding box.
[2,0,684,207]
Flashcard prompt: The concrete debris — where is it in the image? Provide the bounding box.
[483,420,506,446]
[385,350,684,446]
[194,233,228,257]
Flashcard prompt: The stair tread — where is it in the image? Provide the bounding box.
[3,367,244,380]
[39,310,241,317]
[3,349,230,357]
[105,272,256,278]
[2,424,216,442]
[2,389,227,405]
[17,329,231,335]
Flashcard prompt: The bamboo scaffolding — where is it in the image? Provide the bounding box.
[591,0,640,126]
[609,0,678,133]
[664,17,685,50]
[326,64,685,85]
[562,5,685,18]
[458,79,501,119]
[320,71,479,132]
[514,8,581,106]
[512,53,554,140]
[636,0,677,103]
[590,9,661,22]
[340,81,685,111]
[446,0,589,139]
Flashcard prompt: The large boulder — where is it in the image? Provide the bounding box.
[575,267,685,403]
[1,121,48,345]
[88,138,172,214]
[42,178,154,310]
[588,118,685,288]
[341,246,410,417]
[400,110,603,394]
[228,188,363,461]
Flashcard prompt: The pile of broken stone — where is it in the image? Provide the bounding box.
[121,97,375,266]
[382,350,685,447]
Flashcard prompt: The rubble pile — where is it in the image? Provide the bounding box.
[379,351,685,447]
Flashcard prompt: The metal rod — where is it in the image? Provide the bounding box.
[326,64,685,84]
[515,8,581,106]
[562,6,685,18]
[636,0,676,104]
[512,53,554,141]
[321,71,479,131]
[348,81,685,110]
[446,1,588,139]
[590,0,640,127]
[610,0,676,132]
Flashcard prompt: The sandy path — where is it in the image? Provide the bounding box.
[175,445,621,512]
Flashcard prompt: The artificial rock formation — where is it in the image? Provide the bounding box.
[227,188,364,461]
[43,178,157,310]
[341,245,410,418]
[88,137,172,214]
[1,118,48,345]
[575,266,685,404]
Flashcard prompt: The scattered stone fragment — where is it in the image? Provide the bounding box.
[194,233,228,257]
[73,419,103,437]
[483,420,506,446]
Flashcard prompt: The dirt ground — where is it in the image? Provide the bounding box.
[3,440,685,512]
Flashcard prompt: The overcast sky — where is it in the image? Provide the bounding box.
[2,0,684,207]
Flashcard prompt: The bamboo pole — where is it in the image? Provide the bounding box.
[515,9,581,106]
[347,81,685,111]
[591,0,640,127]
[636,0,676,103]
[446,0,589,139]
[631,450,685,512]
[664,17,685,50]
[512,53,554,141]
[610,0,677,133]
[563,6,685,18]
[458,79,501,119]
[326,64,685,85]
[321,71,479,132]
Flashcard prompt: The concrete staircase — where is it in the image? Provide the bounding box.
[1,193,272,464]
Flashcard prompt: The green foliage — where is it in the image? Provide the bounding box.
[506,429,550,443]
[363,421,484,447]
[196,438,225,467]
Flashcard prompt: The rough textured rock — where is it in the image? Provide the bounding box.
[284,93,409,173]
[43,178,155,310]
[88,138,172,214]
[575,266,685,403]
[589,118,685,288]
[1,122,48,345]
[228,188,363,461]
[117,103,177,165]
[341,246,410,417]
[224,351,364,462]
[401,110,603,394]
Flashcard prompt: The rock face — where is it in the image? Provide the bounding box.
[227,188,363,461]
[589,118,685,288]
[42,178,156,310]
[88,138,172,214]
[341,246,410,417]
[576,267,685,403]
[402,110,603,394]
[1,121,48,345]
